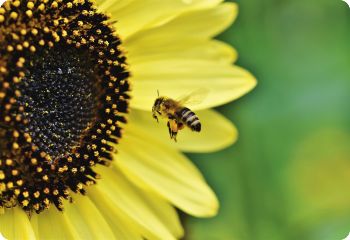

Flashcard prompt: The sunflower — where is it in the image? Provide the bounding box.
[0,0,255,239]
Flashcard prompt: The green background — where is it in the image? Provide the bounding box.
[188,0,350,239]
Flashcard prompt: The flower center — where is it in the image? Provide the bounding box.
[0,0,130,214]
[17,47,100,162]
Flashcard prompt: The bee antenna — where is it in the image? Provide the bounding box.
[157,89,160,97]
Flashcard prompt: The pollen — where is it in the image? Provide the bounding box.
[0,0,129,214]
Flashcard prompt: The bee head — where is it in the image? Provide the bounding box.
[152,97,163,122]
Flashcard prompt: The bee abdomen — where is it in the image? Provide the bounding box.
[177,107,201,132]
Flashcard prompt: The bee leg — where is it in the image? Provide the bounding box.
[167,121,172,137]
[167,119,178,142]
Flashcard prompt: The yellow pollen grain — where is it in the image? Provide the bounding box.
[51,1,58,8]
[4,116,11,122]
[26,10,33,18]
[13,76,21,83]
[61,30,67,37]
[27,2,34,9]
[10,12,18,19]
[12,143,19,150]
[7,45,14,52]
[34,191,40,198]
[73,30,79,36]
[20,29,27,36]
[22,200,29,207]
[15,115,22,122]
[38,3,45,11]
[31,28,38,35]
[0,171,5,180]
[26,136,32,143]
[7,182,13,189]
[44,198,50,205]
[16,44,23,51]
[23,41,30,48]
[13,131,19,138]
[45,155,52,162]
[13,1,21,7]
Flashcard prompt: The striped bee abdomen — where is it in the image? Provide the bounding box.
[177,107,201,132]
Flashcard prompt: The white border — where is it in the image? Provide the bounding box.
[343,0,350,7]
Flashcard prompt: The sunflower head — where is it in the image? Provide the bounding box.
[0,0,129,214]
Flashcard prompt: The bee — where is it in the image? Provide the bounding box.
[152,90,205,141]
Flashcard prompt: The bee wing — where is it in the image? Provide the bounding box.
[176,89,209,106]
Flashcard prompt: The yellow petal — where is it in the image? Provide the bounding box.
[62,195,116,240]
[128,109,237,152]
[125,2,237,43]
[130,59,256,111]
[134,188,184,239]
[96,0,134,13]
[115,129,219,217]
[111,0,191,40]
[91,182,184,239]
[0,208,36,240]
[126,39,237,65]
[110,0,227,40]
[95,166,178,240]
[88,187,144,240]
[135,0,225,31]
[30,209,76,240]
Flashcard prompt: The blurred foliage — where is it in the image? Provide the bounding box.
[187,0,350,239]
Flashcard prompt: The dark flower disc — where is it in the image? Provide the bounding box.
[0,0,130,214]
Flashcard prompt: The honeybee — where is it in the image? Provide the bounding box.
[152,90,206,141]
